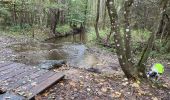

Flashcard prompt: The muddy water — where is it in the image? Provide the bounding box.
[7,33,100,69]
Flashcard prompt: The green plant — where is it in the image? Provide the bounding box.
[56,25,72,34]
[131,29,151,43]
[87,27,110,42]
[9,25,21,32]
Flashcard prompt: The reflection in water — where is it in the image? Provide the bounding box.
[46,32,87,44]
[8,32,101,69]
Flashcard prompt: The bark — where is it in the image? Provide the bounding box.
[83,0,88,27]
[49,9,60,35]
[106,31,112,44]
[165,37,170,52]
[106,0,136,80]
[124,0,133,62]
[12,2,17,25]
[102,1,107,30]
[95,0,101,40]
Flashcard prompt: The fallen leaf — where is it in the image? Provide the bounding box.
[111,92,122,98]
[148,93,153,96]
[69,81,76,87]
[137,89,145,96]
[151,97,158,100]
[131,83,140,88]
[60,83,64,86]
[162,84,169,88]
[80,81,84,85]
[123,78,128,81]
[87,88,91,91]
[122,82,129,86]
[99,79,105,82]
[31,82,37,86]
[43,92,49,97]
[136,80,140,84]
[35,95,42,100]
[101,87,108,92]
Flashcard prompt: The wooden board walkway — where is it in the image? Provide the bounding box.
[0,61,64,99]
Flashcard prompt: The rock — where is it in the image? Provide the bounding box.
[0,89,5,94]
[0,92,25,100]
[39,60,66,70]
[86,68,101,74]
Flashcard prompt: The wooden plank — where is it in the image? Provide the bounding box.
[0,64,23,78]
[0,67,38,88]
[0,61,65,100]
[0,69,27,89]
[9,69,48,89]
[0,64,26,81]
[18,71,55,92]
[0,61,13,68]
[28,73,64,99]
[0,63,23,72]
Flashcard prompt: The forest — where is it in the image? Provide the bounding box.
[0,0,170,99]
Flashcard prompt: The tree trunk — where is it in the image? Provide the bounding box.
[102,1,107,30]
[13,2,17,25]
[124,0,133,61]
[49,9,60,35]
[95,0,101,40]
[83,0,88,27]
[106,0,136,80]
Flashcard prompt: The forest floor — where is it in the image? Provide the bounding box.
[40,46,170,100]
[0,35,170,100]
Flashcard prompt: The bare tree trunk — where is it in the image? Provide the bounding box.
[12,2,17,25]
[95,0,101,40]
[49,9,60,35]
[83,0,88,27]
[106,0,136,79]
[102,1,107,30]
[124,0,133,61]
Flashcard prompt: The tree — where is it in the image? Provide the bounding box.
[94,0,101,40]
[106,0,170,80]
[124,0,133,61]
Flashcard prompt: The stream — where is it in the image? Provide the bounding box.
[3,33,101,69]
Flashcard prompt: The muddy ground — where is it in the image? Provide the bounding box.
[0,35,170,100]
